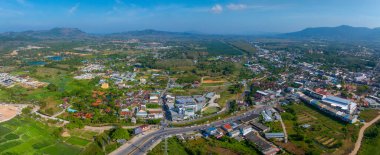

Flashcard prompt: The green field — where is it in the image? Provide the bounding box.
[202,107,221,115]
[359,109,380,122]
[148,137,259,155]
[0,117,85,155]
[281,103,359,155]
[359,121,380,155]
[66,137,91,147]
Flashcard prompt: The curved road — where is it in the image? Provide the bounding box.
[350,113,380,155]
[110,106,266,155]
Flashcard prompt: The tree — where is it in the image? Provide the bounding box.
[110,127,130,140]
[47,83,58,92]
[229,100,238,113]
[22,106,32,114]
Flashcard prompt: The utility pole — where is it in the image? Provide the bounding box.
[161,135,168,155]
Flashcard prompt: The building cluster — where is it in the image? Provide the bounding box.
[164,92,218,121]
[0,73,48,89]
[200,111,284,155]
[298,88,358,123]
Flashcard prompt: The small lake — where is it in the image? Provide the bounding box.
[47,56,63,61]
[28,61,47,66]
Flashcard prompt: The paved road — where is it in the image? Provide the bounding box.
[350,113,380,155]
[110,106,267,155]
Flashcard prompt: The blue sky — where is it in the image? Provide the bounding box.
[0,0,379,34]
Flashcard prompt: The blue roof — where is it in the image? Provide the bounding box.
[206,127,217,132]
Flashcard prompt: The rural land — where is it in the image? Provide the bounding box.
[0,25,380,155]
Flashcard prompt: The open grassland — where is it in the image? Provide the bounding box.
[0,116,91,155]
[281,103,359,155]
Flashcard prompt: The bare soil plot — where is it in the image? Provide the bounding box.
[0,104,21,123]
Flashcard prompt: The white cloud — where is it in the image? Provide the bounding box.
[210,4,223,14]
[226,3,248,11]
[0,7,24,17]
[68,3,80,15]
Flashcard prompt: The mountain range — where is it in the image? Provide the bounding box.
[1,25,380,41]
[281,25,380,41]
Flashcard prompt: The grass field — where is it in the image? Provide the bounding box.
[202,107,221,115]
[66,137,91,147]
[281,103,359,155]
[359,121,380,155]
[359,109,380,122]
[148,137,259,155]
[0,116,85,155]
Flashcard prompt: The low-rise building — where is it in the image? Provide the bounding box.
[239,125,253,136]
[245,132,279,155]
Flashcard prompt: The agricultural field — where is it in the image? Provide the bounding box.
[280,103,359,155]
[148,137,259,155]
[0,116,94,155]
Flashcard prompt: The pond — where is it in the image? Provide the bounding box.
[28,61,47,66]
[47,56,63,61]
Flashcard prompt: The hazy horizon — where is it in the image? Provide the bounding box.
[1,0,380,34]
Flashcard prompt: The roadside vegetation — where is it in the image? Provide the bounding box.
[148,137,259,155]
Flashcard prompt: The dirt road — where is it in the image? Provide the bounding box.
[350,113,380,155]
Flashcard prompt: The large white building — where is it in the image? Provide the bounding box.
[322,96,357,114]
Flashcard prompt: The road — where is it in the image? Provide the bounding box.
[110,106,267,155]
[350,113,380,155]
[279,116,288,143]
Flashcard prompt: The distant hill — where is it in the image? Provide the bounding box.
[105,29,201,40]
[281,25,380,41]
[0,28,89,40]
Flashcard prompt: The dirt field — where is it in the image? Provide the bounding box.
[0,104,23,123]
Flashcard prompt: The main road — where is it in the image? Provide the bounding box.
[110,106,266,155]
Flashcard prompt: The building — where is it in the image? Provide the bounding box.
[240,114,260,123]
[245,132,279,155]
[239,125,253,136]
[147,109,163,119]
[228,130,240,137]
[205,127,218,135]
[136,110,148,118]
[265,133,285,139]
[134,125,150,134]
[262,111,273,122]
[222,123,233,132]
[149,94,159,103]
[215,128,224,138]
[322,96,357,114]
[251,122,270,133]
[175,96,203,117]
[298,92,357,123]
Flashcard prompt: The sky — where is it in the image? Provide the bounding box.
[0,0,380,34]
